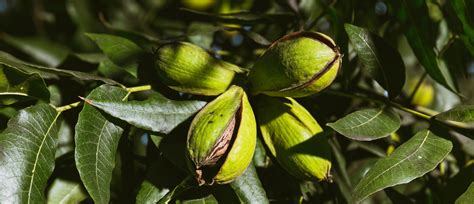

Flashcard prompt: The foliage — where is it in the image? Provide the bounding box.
[0,0,473,203]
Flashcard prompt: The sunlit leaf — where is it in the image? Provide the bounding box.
[83,92,206,134]
[456,183,474,204]
[352,130,452,202]
[75,85,127,204]
[327,107,401,141]
[344,24,405,98]
[435,105,474,126]
[0,104,61,203]
[47,178,88,204]
[230,164,268,204]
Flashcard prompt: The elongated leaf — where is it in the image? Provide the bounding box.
[398,0,457,92]
[435,105,474,126]
[448,0,474,56]
[352,130,452,202]
[1,34,70,67]
[86,33,144,77]
[75,85,127,204]
[0,51,121,85]
[66,0,104,32]
[344,24,405,98]
[327,107,401,141]
[0,65,50,104]
[456,183,474,204]
[47,178,88,204]
[230,164,268,204]
[180,8,295,25]
[0,104,61,203]
[137,180,165,204]
[86,33,144,64]
[84,92,206,134]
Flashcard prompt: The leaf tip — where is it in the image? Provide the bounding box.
[79,96,94,105]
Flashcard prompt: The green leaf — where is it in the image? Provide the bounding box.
[0,65,50,104]
[66,0,104,32]
[448,0,474,56]
[327,107,401,141]
[47,178,88,204]
[253,138,269,168]
[397,0,457,92]
[75,85,127,204]
[180,8,295,25]
[241,30,271,46]
[230,164,268,204]
[85,33,144,64]
[187,22,220,50]
[86,33,145,77]
[0,104,61,203]
[456,183,474,204]
[0,51,122,85]
[352,130,452,202]
[136,180,166,204]
[344,24,406,98]
[435,105,474,126]
[1,34,70,67]
[84,92,206,134]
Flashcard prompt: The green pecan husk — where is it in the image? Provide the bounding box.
[249,31,341,98]
[256,96,332,181]
[186,85,256,185]
[154,42,241,96]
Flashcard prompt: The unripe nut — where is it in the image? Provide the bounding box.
[249,32,341,98]
[186,85,256,185]
[154,42,241,96]
[256,96,332,181]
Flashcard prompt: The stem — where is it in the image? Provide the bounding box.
[388,102,431,120]
[55,101,82,113]
[122,85,152,101]
[126,85,152,93]
[324,89,432,120]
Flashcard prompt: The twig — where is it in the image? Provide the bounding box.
[55,101,82,113]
